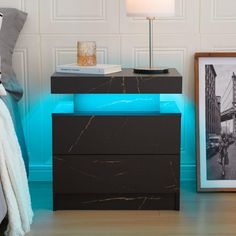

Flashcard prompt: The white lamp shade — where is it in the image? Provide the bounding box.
[125,0,175,17]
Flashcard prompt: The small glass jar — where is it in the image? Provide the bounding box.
[77,41,97,66]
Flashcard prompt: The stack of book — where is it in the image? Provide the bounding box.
[56,63,122,75]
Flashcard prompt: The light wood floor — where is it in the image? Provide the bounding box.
[27,182,236,236]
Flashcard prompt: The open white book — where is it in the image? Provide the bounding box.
[56,63,122,75]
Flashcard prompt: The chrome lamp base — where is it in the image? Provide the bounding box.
[133,67,169,74]
[132,17,170,75]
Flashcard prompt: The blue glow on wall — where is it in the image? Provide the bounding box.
[24,93,196,182]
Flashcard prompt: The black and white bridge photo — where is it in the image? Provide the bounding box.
[206,65,236,180]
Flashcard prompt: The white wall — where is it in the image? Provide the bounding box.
[2,0,236,181]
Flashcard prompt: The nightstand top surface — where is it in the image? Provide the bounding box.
[51,68,182,94]
[52,68,182,79]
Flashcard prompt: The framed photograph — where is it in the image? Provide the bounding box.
[195,52,236,192]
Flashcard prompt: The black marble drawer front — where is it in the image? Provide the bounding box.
[53,115,181,155]
[53,155,179,194]
[51,68,182,94]
[51,68,182,211]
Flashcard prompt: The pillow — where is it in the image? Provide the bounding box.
[0,8,27,101]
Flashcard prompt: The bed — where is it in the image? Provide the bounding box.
[0,8,32,235]
[0,94,29,225]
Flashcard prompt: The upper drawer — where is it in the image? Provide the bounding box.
[53,115,181,155]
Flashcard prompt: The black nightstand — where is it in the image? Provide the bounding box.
[51,68,182,210]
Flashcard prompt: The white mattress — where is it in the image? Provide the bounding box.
[0,182,7,223]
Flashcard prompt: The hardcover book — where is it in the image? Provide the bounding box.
[56,63,122,75]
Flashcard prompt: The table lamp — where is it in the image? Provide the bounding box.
[125,0,175,74]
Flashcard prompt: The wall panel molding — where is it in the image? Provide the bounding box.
[20,0,25,11]
[52,0,107,22]
[0,0,25,10]
[0,0,39,33]
[10,0,236,181]
[14,35,43,166]
[201,35,236,51]
[52,0,106,22]
[201,0,236,33]
[13,48,29,141]
[40,0,119,34]
[212,0,236,21]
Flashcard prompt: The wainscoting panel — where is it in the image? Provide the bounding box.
[39,0,119,34]
[200,0,236,33]
[13,35,43,166]
[0,0,39,34]
[2,0,235,181]
[0,0,25,9]
[201,35,236,51]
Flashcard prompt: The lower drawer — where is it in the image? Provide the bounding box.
[53,155,180,194]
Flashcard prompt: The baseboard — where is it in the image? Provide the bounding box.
[29,165,52,182]
[181,164,196,182]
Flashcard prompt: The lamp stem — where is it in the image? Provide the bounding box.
[147,17,155,69]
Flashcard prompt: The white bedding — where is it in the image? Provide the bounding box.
[0,74,7,96]
[0,83,7,96]
[0,99,33,236]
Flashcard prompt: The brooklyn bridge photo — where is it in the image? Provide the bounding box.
[206,64,236,180]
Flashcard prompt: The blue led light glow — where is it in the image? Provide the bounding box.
[74,94,160,113]
[24,93,197,181]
